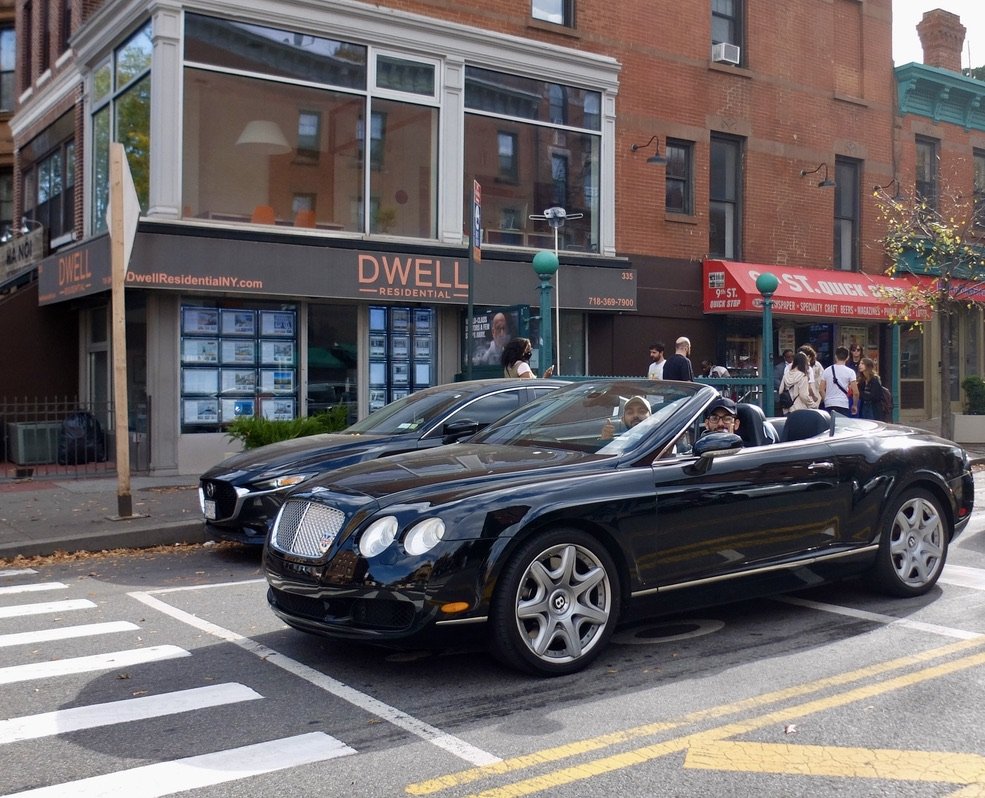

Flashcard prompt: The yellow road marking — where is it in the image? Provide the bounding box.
[406,637,985,796]
[685,741,985,784]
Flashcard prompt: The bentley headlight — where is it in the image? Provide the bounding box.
[359,516,399,558]
[403,518,446,556]
[253,474,312,491]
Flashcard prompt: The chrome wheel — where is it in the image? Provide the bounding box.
[889,495,945,588]
[868,489,949,597]
[490,529,619,675]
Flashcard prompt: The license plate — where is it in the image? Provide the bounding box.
[204,499,216,520]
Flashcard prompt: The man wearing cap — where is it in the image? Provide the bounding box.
[700,396,741,437]
[600,395,652,440]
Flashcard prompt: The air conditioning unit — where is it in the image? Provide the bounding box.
[712,42,741,65]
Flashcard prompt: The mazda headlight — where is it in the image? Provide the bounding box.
[358,516,399,558]
[253,474,312,491]
[403,518,446,556]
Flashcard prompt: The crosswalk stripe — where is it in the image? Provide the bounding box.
[0,621,140,649]
[940,564,985,591]
[0,569,37,578]
[0,582,68,596]
[0,683,263,744]
[0,645,190,685]
[7,732,355,796]
[0,599,96,619]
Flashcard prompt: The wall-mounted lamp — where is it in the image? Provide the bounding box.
[873,177,900,198]
[800,162,836,188]
[235,120,292,155]
[630,135,669,166]
[0,217,43,244]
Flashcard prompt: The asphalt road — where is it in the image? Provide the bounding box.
[2,482,985,797]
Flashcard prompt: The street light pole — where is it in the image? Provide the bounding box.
[532,251,560,376]
[529,206,582,375]
[756,272,779,416]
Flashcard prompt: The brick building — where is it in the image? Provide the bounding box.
[0,0,948,473]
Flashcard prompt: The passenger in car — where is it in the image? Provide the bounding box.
[600,395,651,440]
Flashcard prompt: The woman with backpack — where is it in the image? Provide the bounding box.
[857,357,885,421]
[780,351,817,414]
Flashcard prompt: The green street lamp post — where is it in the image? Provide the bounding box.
[756,272,779,416]
[532,250,560,375]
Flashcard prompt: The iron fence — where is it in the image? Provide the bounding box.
[0,397,150,480]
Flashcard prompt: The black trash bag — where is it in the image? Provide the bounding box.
[57,412,108,465]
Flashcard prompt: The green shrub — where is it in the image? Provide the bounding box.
[961,375,985,415]
[226,405,350,449]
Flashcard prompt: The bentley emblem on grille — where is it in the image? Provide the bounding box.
[204,482,216,498]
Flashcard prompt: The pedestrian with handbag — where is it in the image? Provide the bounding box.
[819,346,859,416]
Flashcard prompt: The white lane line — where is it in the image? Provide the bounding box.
[777,595,984,639]
[0,621,139,649]
[131,589,502,767]
[6,732,354,797]
[940,564,985,591]
[0,683,262,744]
[0,645,190,685]
[0,599,96,619]
[0,569,38,578]
[0,582,68,596]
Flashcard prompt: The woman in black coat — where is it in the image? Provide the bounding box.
[857,357,884,421]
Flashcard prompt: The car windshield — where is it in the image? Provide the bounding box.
[472,380,703,454]
[344,388,469,435]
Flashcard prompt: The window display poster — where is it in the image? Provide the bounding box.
[182,307,219,335]
[369,389,387,411]
[221,398,256,421]
[221,368,257,394]
[369,361,386,384]
[221,309,256,336]
[260,368,295,393]
[392,362,409,385]
[414,308,432,331]
[414,336,430,360]
[262,398,296,420]
[369,334,386,358]
[221,340,256,364]
[261,310,295,337]
[369,306,387,331]
[184,399,219,424]
[414,363,431,385]
[390,335,410,359]
[391,307,410,331]
[182,339,219,364]
[260,340,295,365]
[182,368,219,395]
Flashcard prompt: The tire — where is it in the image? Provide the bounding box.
[867,489,949,597]
[489,529,620,676]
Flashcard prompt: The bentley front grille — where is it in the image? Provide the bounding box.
[272,499,346,558]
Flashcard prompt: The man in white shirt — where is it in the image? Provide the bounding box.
[647,343,665,379]
[819,346,859,416]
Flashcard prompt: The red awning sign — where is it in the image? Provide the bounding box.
[703,259,932,321]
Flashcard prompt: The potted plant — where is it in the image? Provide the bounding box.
[953,375,985,443]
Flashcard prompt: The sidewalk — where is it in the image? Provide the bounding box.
[0,474,206,559]
[2,430,984,561]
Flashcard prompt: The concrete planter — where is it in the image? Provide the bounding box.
[952,414,985,444]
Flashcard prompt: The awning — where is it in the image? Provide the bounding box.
[703,259,932,321]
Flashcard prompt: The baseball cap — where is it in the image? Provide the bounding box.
[705,397,737,417]
[623,396,652,413]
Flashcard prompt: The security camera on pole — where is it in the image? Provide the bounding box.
[528,206,581,376]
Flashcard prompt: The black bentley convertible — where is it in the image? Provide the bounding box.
[263,379,974,676]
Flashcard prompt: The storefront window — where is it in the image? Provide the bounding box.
[900,326,924,409]
[464,67,601,253]
[368,305,434,410]
[181,16,437,238]
[179,301,298,433]
[90,22,152,233]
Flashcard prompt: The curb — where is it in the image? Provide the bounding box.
[0,520,208,560]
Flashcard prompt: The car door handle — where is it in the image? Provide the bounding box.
[807,461,836,473]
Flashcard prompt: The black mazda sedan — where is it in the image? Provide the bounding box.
[199,379,564,544]
[263,379,974,676]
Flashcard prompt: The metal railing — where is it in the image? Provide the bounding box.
[0,397,151,480]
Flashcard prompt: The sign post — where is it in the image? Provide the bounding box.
[108,143,142,520]
[467,180,481,379]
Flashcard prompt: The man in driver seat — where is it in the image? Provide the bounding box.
[700,396,741,437]
[600,395,652,440]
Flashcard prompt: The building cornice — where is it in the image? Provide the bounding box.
[9,64,82,140]
[895,62,985,132]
